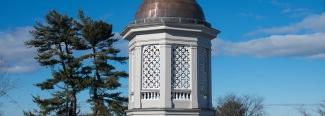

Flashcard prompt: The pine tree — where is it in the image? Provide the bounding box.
[25,10,92,116]
[76,11,128,116]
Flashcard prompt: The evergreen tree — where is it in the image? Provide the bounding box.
[76,11,128,116]
[25,10,92,116]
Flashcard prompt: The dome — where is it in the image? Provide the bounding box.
[132,0,210,27]
[135,0,206,21]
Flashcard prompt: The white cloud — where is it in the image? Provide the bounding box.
[0,27,38,73]
[213,33,325,59]
[269,0,289,7]
[2,66,37,74]
[308,53,325,59]
[269,0,314,17]
[282,8,313,17]
[212,38,227,56]
[219,13,325,59]
[0,29,129,74]
[248,13,325,35]
[112,32,128,56]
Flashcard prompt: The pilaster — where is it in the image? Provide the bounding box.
[133,46,142,108]
[128,51,134,109]
[191,46,198,108]
[208,48,213,108]
[160,44,172,108]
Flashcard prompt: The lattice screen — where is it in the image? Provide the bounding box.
[199,47,209,99]
[172,45,191,89]
[142,45,161,89]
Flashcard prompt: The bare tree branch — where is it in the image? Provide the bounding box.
[298,106,311,116]
[215,94,265,116]
[242,95,265,116]
[298,101,325,116]
[318,101,325,116]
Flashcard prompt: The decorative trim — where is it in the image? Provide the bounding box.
[142,45,161,89]
[172,45,191,89]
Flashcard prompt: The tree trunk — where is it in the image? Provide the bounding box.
[92,47,102,116]
[70,91,77,116]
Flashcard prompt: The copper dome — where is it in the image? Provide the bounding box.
[135,0,206,21]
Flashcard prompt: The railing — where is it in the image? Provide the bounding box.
[140,90,191,100]
[172,91,191,100]
[141,91,160,100]
[129,17,211,28]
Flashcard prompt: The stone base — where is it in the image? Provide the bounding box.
[127,108,215,116]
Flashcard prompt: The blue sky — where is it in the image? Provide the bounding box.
[0,0,324,116]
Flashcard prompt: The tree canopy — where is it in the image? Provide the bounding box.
[215,94,265,116]
[24,10,128,116]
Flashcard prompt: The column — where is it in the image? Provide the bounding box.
[128,50,133,109]
[160,44,172,108]
[208,48,213,108]
[191,46,198,108]
[133,46,142,108]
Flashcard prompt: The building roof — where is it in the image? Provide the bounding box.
[135,0,206,21]
[131,0,210,27]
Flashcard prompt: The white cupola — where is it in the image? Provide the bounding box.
[121,0,219,115]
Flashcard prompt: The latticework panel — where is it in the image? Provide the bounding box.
[142,45,160,89]
[199,47,209,99]
[172,45,191,89]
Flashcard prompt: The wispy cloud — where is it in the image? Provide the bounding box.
[239,13,265,20]
[282,8,314,18]
[213,13,325,59]
[112,32,128,56]
[269,0,315,17]
[0,29,129,74]
[0,27,38,73]
[269,0,290,7]
[214,33,325,59]
[247,13,325,36]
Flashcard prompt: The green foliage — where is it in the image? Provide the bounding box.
[25,10,128,116]
[23,110,38,116]
[76,11,128,116]
[25,10,92,116]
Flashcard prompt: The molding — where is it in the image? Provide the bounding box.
[128,38,212,51]
[121,23,219,41]
[126,108,216,116]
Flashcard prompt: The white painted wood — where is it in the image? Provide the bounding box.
[123,23,218,116]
